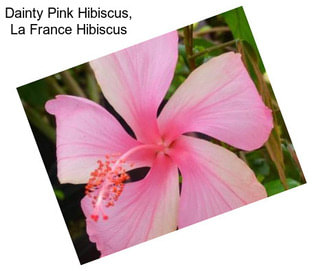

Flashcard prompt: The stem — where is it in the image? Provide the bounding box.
[183,25,196,71]
[188,39,238,60]
[45,76,66,94]
[61,70,86,97]
[282,140,306,184]
[86,64,101,103]
[237,40,288,190]
[239,151,248,164]
[194,26,230,37]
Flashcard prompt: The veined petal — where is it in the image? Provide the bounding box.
[90,31,178,143]
[45,95,151,184]
[158,52,273,151]
[81,154,179,256]
[169,135,266,228]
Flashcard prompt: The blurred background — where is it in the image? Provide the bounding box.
[17,7,305,264]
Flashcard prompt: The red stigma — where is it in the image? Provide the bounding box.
[85,154,130,222]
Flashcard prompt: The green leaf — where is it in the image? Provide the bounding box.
[193,38,226,66]
[17,79,53,110]
[86,72,100,103]
[264,178,301,197]
[222,6,265,72]
[23,103,56,143]
[257,174,265,183]
[166,48,189,99]
[251,158,270,176]
[166,74,185,99]
[54,189,65,201]
[193,38,216,52]
[178,44,190,72]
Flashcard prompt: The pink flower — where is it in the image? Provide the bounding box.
[45,31,273,257]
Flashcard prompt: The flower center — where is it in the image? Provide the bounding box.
[156,138,172,155]
[86,144,164,222]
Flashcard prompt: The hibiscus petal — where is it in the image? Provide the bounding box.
[81,154,179,256]
[158,52,273,151]
[169,135,266,228]
[45,95,152,184]
[90,31,178,143]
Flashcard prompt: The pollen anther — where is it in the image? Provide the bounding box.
[85,144,162,223]
[85,154,130,222]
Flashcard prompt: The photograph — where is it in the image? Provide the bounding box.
[17,6,306,264]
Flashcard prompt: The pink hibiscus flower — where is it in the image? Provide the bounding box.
[45,31,273,257]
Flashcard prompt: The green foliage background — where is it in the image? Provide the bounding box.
[17,7,306,264]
